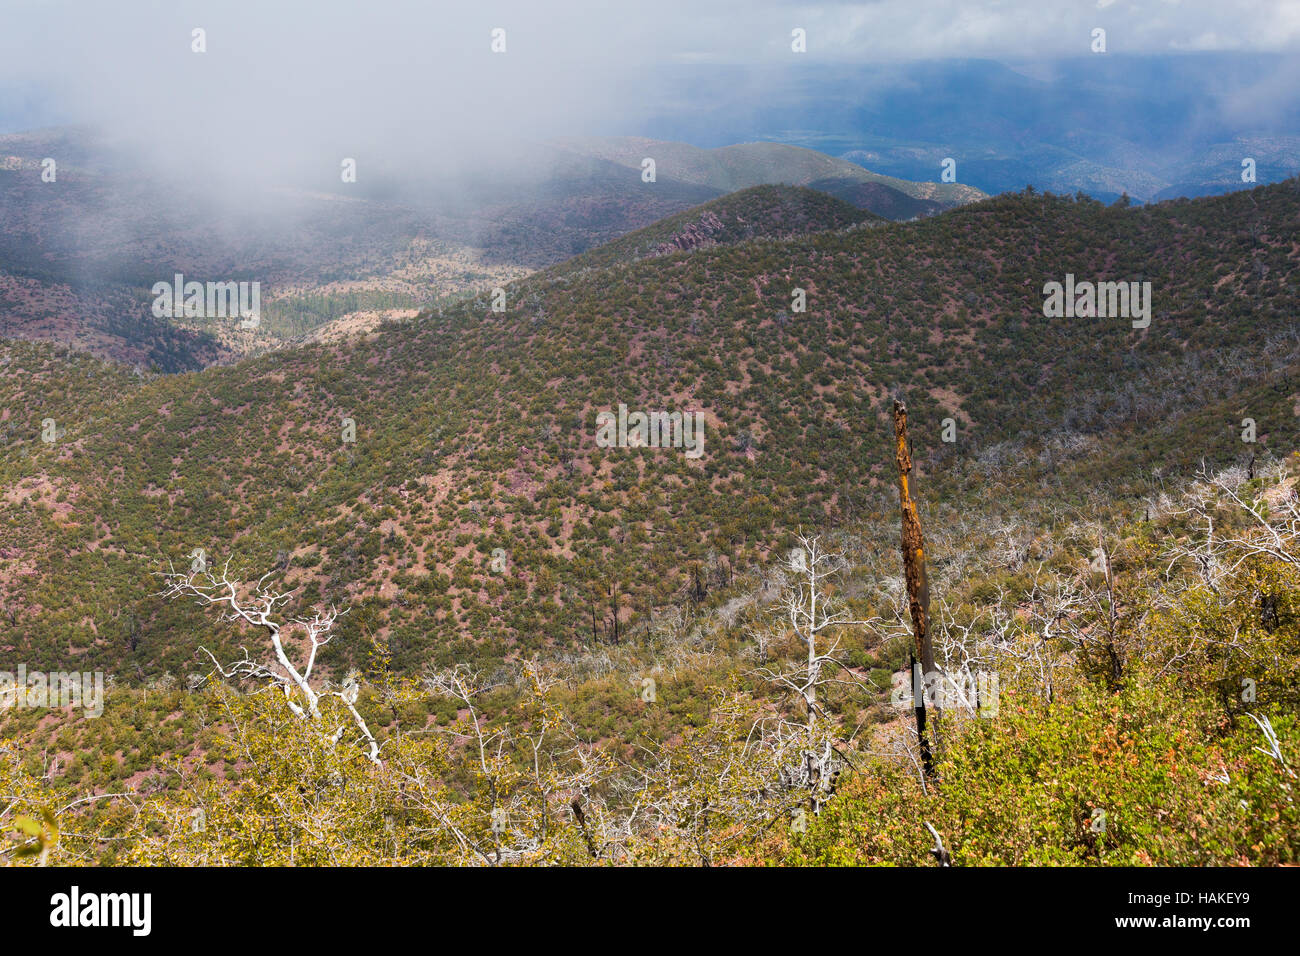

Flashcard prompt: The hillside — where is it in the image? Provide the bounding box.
[553,136,986,207]
[805,179,946,221]
[1,178,1299,868]
[0,130,975,370]
[1,180,1297,681]
[541,185,880,279]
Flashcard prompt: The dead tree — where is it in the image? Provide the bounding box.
[158,560,381,765]
[893,400,939,777]
[760,533,876,814]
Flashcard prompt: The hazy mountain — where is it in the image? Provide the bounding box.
[0,129,982,368]
[640,55,1300,203]
[540,184,881,279]
[551,137,983,206]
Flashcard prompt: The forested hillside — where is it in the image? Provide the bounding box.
[3,181,1297,673]
[1,180,1298,866]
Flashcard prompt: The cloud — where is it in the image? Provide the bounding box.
[0,1,1296,192]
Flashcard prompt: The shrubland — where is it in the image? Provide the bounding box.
[3,180,1299,865]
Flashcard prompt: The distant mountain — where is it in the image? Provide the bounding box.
[542,185,880,279]
[552,136,985,208]
[804,179,944,221]
[0,129,983,368]
[637,54,1300,203]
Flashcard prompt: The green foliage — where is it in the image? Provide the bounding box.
[3,179,1300,866]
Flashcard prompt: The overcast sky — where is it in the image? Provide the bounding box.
[2,1,1297,183]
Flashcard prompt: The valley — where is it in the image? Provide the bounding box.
[1,8,1298,875]
[0,130,980,370]
[1,176,1298,866]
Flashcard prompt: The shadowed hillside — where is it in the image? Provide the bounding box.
[542,184,881,279]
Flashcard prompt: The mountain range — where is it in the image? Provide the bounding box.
[0,129,981,371]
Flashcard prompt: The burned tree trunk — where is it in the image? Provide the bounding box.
[607,582,621,645]
[893,400,939,777]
